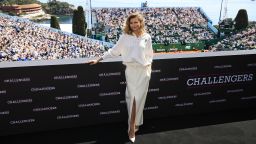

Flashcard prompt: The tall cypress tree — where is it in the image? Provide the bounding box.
[76,6,86,36]
[50,15,60,30]
[234,9,249,30]
[72,9,78,34]
[72,6,89,36]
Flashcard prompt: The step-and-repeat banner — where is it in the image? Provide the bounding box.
[0,54,256,135]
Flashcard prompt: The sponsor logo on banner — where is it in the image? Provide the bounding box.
[158,95,178,100]
[33,106,57,112]
[77,83,100,88]
[4,77,30,83]
[160,77,179,82]
[98,72,121,77]
[57,114,79,120]
[53,75,77,80]
[0,111,10,115]
[7,98,32,104]
[100,110,120,115]
[120,100,126,104]
[0,90,6,94]
[10,118,35,125]
[247,63,256,67]
[209,99,226,104]
[99,91,121,97]
[187,73,254,87]
[179,66,197,71]
[1,53,256,136]
[144,106,159,111]
[241,96,256,100]
[148,88,159,93]
[78,102,101,108]
[120,81,126,85]
[214,65,232,69]
[55,95,79,100]
[152,69,161,73]
[31,86,55,92]
[193,92,212,97]
[226,89,244,93]
[175,102,194,107]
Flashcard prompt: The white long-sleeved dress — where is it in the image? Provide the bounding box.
[102,33,153,129]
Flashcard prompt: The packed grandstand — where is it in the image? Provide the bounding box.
[94,7,215,44]
[0,7,255,62]
[0,14,109,62]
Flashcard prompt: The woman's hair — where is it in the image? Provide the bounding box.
[123,12,146,35]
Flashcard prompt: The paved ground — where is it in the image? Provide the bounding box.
[1,108,256,144]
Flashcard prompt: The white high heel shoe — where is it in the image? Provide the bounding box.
[129,126,138,142]
[128,129,136,143]
[129,136,135,143]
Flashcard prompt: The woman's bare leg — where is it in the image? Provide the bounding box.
[129,98,136,138]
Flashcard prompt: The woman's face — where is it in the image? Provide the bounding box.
[129,17,141,32]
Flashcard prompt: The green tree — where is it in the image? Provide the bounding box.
[50,15,60,30]
[45,0,74,15]
[0,0,15,5]
[72,9,78,34]
[77,6,86,36]
[234,9,249,30]
[87,29,92,37]
[72,6,87,36]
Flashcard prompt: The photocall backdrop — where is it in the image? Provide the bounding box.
[0,52,256,136]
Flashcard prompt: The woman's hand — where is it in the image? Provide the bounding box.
[87,57,103,65]
[87,59,99,65]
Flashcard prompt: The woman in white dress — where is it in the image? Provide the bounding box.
[88,12,153,143]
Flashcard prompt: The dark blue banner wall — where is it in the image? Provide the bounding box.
[0,54,256,136]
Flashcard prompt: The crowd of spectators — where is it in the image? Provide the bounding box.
[209,24,256,51]
[0,14,111,62]
[1,7,255,62]
[93,7,215,44]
